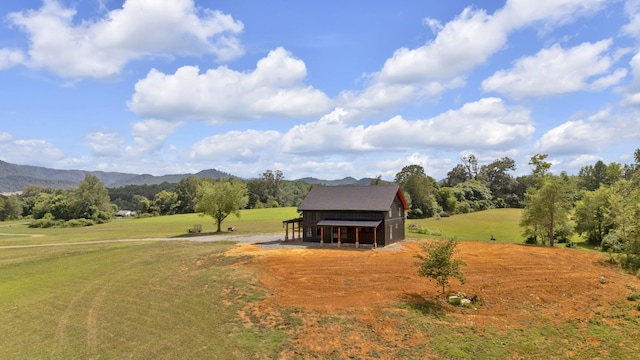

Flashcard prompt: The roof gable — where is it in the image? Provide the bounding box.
[298,185,407,212]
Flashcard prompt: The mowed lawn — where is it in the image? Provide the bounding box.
[0,208,299,358]
[0,241,287,359]
[0,207,300,246]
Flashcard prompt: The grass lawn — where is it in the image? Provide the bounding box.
[0,207,300,247]
[405,208,525,242]
[0,241,287,359]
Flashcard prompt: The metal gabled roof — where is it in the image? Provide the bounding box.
[298,185,408,212]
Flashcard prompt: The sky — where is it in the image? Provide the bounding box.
[1,0,640,181]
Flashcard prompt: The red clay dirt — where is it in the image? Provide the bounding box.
[229,240,640,357]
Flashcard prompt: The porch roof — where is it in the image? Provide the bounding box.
[316,219,382,228]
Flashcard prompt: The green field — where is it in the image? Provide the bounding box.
[405,208,524,242]
[0,207,300,246]
[1,208,639,358]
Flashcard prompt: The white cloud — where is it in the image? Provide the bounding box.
[337,0,607,119]
[4,0,243,78]
[364,98,533,151]
[482,40,627,98]
[281,98,533,157]
[281,108,370,155]
[533,115,617,155]
[128,47,332,123]
[379,7,506,85]
[0,133,65,165]
[0,49,25,70]
[85,132,126,157]
[190,129,281,163]
[129,119,183,154]
[623,0,640,38]
[498,0,606,30]
[621,52,640,107]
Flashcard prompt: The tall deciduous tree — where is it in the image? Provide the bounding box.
[2,195,22,220]
[152,190,180,215]
[520,176,574,246]
[175,176,200,213]
[574,187,614,245]
[461,154,479,180]
[478,157,516,205]
[529,154,551,180]
[72,174,113,222]
[395,165,438,218]
[195,179,248,232]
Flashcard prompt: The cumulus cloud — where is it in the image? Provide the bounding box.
[0,132,65,165]
[129,119,184,155]
[281,98,533,156]
[85,132,126,157]
[533,108,621,155]
[4,0,244,78]
[620,52,640,107]
[364,98,533,151]
[128,47,332,123]
[482,40,627,98]
[0,49,25,70]
[337,0,607,119]
[622,0,640,38]
[190,129,281,163]
[281,108,370,155]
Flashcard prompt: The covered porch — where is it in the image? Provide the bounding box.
[316,219,382,249]
[282,218,303,241]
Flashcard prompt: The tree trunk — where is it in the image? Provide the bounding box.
[548,216,554,247]
[216,218,222,232]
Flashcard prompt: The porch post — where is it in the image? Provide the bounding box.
[338,227,341,248]
[285,222,289,241]
[320,226,324,247]
[356,227,359,248]
[374,227,377,249]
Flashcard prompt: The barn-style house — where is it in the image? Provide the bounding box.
[284,185,408,248]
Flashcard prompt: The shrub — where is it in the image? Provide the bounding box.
[627,292,640,301]
[601,231,624,253]
[29,214,63,228]
[63,218,94,227]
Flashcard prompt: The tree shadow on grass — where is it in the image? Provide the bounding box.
[400,292,447,318]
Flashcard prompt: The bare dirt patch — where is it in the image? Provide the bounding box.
[230,240,640,358]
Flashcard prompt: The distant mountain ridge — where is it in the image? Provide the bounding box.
[0,160,233,192]
[295,176,375,186]
[0,160,375,193]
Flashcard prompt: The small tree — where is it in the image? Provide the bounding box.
[414,239,466,296]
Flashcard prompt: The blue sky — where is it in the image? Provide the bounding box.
[1,0,639,181]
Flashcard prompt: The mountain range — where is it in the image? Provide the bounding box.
[0,160,374,193]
